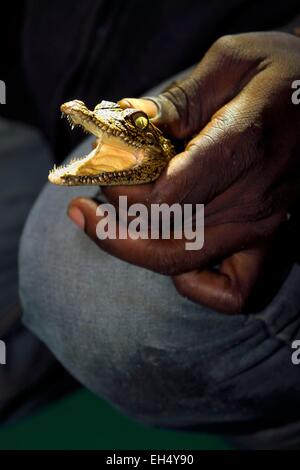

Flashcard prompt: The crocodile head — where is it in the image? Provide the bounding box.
[48,99,175,186]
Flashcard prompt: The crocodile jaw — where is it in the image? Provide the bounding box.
[48,99,175,186]
[49,127,145,185]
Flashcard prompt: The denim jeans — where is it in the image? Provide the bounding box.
[18,135,300,449]
[0,118,76,423]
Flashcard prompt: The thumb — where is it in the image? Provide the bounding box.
[119,36,263,139]
[118,98,159,119]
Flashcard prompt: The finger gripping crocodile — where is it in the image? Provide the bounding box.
[49,100,176,186]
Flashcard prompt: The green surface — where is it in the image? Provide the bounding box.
[0,389,229,450]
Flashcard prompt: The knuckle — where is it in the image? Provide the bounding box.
[246,195,274,221]
[211,34,240,56]
[154,256,185,276]
[160,98,188,139]
[144,243,175,275]
[150,243,192,276]
[231,189,275,225]
[160,78,200,138]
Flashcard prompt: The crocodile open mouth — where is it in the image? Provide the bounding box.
[48,106,145,185]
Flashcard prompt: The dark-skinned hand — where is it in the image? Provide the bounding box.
[68,32,300,314]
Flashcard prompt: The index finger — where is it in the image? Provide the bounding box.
[68,198,283,275]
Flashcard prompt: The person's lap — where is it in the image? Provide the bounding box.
[19,133,300,448]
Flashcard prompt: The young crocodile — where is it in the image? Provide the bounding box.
[49,99,175,186]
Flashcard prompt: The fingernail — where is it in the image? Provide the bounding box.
[68,206,85,230]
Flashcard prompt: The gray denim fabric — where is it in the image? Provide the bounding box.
[0,118,52,316]
[0,118,77,423]
[19,132,300,449]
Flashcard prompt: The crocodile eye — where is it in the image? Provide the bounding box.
[133,113,149,130]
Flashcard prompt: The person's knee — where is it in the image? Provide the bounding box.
[19,200,260,428]
[19,179,297,430]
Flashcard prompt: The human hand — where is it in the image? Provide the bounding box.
[68,32,300,313]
